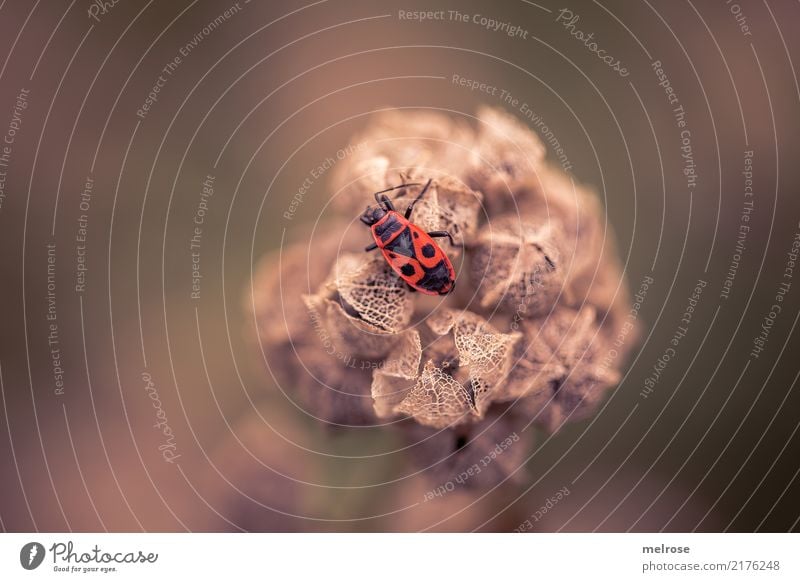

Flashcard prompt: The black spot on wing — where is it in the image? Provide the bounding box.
[417,260,453,293]
[400,264,416,277]
[421,243,436,258]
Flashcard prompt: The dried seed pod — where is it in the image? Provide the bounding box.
[514,168,609,299]
[498,167,631,334]
[425,176,484,249]
[468,106,547,212]
[371,330,422,417]
[395,360,478,428]
[330,110,475,215]
[269,339,376,426]
[301,252,414,360]
[469,215,567,318]
[435,309,521,414]
[250,225,408,425]
[578,249,631,341]
[386,309,520,428]
[327,253,413,333]
[504,306,621,431]
[250,231,337,348]
[301,294,399,362]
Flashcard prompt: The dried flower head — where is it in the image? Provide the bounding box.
[249,107,635,486]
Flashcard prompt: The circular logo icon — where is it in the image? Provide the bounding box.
[19,542,45,570]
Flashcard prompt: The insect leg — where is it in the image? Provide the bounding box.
[427,230,463,247]
[373,183,421,210]
[404,178,433,219]
[376,193,394,211]
[364,242,379,252]
[373,183,421,196]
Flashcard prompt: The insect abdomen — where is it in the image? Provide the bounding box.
[415,259,454,294]
[379,226,455,295]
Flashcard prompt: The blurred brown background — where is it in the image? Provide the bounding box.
[0,0,799,531]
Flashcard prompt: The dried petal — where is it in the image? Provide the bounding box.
[505,306,621,431]
[330,110,474,215]
[469,216,566,318]
[426,176,484,249]
[327,253,413,333]
[390,310,520,427]
[446,309,521,414]
[395,360,477,428]
[249,227,345,348]
[269,340,375,425]
[371,330,422,417]
[302,294,399,361]
[468,106,547,209]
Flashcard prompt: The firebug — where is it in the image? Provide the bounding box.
[360,179,458,295]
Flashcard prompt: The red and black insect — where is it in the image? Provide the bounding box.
[361,179,458,296]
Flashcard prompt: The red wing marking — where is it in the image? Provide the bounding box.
[382,250,425,284]
[408,223,447,269]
